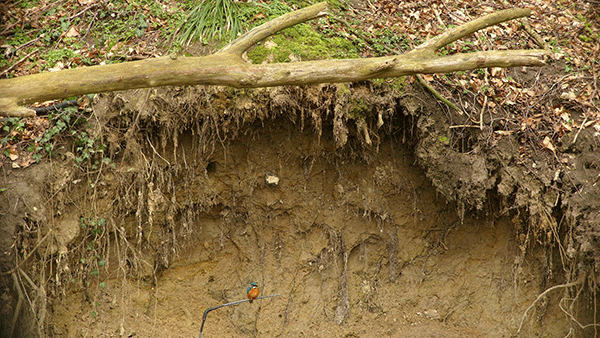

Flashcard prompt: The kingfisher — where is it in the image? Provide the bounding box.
[247,282,259,303]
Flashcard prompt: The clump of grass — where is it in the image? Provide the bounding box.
[177,0,243,45]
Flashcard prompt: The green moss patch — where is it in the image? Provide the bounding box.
[247,23,359,63]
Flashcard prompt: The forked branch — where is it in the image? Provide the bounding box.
[0,2,548,117]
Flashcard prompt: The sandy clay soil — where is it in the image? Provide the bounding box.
[1,82,599,337]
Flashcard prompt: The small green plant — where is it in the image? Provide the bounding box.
[42,48,76,70]
[347,98,369,119]
[565,63,573,73]
[370,28,405,55]
[1,117,26,145]
[7,29,32,46]
[80,217,106,233]
[253,0,293,19]
[73,131,113,170]
[1,104,98,166]
[18,0,40,8]
[78,216,109,291]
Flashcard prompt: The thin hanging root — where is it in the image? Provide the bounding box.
[362,123,372,145]
[356,119,372,145]
[334,231,349,325]
[2,230,52,276]
[10,272,23,338]
[334,249,350,325]
[147,135,171,166]
[558,283,600,331]
[17,266,45,336]
[517,276,585,334]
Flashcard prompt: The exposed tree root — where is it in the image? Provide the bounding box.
[9,272,22,338]
[1,230,51,276]
[517,275,585,335]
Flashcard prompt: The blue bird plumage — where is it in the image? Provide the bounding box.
[247,282,259,303]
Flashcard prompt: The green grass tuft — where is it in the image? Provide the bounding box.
[177,0,244,45]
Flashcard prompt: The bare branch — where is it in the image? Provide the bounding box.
[411,8,532,55]
[0,2,549,117]
[219,2,328,55]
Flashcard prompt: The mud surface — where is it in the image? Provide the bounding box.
[1,84,598,337]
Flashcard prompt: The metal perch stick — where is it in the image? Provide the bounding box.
[198,293,281,338]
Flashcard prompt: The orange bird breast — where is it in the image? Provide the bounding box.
[247,287,259,302]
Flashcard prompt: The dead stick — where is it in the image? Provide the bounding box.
[572,116,588,144]
[412,8,532,54]
[198,294,281,338]
[0,49,38,78]
[521,20,549,50]
[416,74,461,112]
[449,124,484,129]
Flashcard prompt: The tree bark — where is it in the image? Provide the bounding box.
[0,2,548,117]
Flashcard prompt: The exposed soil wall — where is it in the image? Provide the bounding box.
[1,83,597,337]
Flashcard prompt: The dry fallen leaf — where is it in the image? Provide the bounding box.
[560,91,577,101]
[48,62,65,72]
[15,154,37,169]
[542,136,555,153]
[65,26,80,38]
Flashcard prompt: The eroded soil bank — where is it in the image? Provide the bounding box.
[1,84,597,337]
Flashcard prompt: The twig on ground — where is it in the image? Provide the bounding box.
[479,95,487,130]
[15,37,40,52]
[0,49,39,78]
[81,9,99,40]
[32,99,79,115]
[68,4,99,20]
[521,20,549,50]
[329,16,391,53]
[572,115,589,144]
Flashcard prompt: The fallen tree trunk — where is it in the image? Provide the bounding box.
[0,2,548,117]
